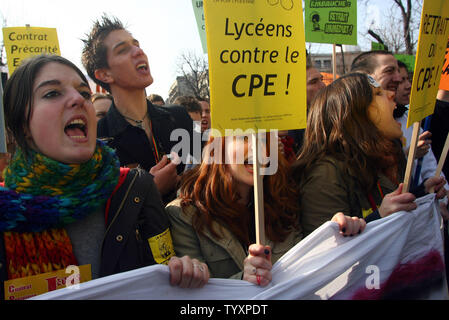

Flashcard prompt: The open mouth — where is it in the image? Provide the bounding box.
[64,117,87,140]
[243,158,253,172]
[136,63,148,71]
[388,84,398,92]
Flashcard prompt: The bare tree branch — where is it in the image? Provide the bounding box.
[362,0,422,54]
[175,51,209,100]
[368,29,389,51]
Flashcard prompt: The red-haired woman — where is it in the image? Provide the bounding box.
[166,133,366,286]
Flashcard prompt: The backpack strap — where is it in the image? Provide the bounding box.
[105,167,130,224]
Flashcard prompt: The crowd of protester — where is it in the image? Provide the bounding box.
[0,14,448,299]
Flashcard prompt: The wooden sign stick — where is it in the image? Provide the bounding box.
[0,79,7,154]
[252,132,265,245]
[403,122,421,193]
[430,132,449,193]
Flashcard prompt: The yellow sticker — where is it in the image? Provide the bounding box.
[4,264,91,300]
[362,207,374,219]
[148,228,175,265]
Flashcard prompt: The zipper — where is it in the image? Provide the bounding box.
[101,172,139,253]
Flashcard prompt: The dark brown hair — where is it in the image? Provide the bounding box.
[81,14,125,93]
[173,95,202,114]
[350,50,394,74]
[92,92,113,103]
[293,72,404,192]
[147,93,165,105]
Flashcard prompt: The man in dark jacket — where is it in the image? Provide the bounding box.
[82,15,193,203]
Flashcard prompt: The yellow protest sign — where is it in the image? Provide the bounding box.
[4,264,91,300]
[407,0,449,127]
[204,0,307,135]
[2,26,61,75]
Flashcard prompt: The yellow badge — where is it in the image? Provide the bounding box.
[148,228,175,265]
[362,207,374,219]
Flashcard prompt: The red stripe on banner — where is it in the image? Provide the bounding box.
[351,250,445,300]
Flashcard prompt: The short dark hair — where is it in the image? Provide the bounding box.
[173,95,202,113]
[147,93,165,105]
[197,96,210,103]
[397,60,408,71]
[350,50,394,74]
[3,54,89,155]
[397,60,413,82]
[81,14,125,92]
[92,92,114,103]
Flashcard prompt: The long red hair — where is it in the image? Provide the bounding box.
[178,133,300,247]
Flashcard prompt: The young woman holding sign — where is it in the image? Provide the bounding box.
[166,133,366,286]
[293,72,447,237]
[0,54,209,299]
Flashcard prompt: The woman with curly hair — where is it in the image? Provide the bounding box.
[166,133,365,286]
[292,72,446,237]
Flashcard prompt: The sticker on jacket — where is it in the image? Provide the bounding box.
[362,207,374,219]
[148,228,175,265]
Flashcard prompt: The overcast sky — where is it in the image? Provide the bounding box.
[0,0,385,100]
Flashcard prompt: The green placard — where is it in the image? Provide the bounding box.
[304,0,357,45]
[191,0,207,54]
[394,54,416,73]
[371,42,386,51]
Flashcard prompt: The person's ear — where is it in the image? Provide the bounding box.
[23,125,37,150]
[94,68,113,84]
[23,124,31,138]
[24,126,34,142]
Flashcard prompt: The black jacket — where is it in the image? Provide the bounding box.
[97,100,194,174]
[100,168,174,276]
[429,99,449,179]
[0,168,175,299]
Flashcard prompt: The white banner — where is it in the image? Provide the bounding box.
[32,194,448,300]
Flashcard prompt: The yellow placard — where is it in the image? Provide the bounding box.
[4,264,91,300]
[2,26,61,75]
[204,0,307,135]
[407,0,449,128]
